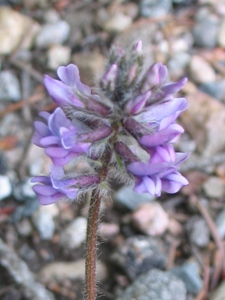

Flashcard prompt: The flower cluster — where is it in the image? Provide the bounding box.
[31,41,189,205]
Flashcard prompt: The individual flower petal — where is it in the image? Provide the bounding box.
[125,91,151,115]
[161,77,187,97]
[101,64,118,91]
[57,64,91,94]
[43,75,84,107]
[133,40,142,54]
[33,184,58,196]
[142,63,167,91]
[134,98,188,124]
[161,172,189,193]
[37,193,64,205]
[128,160,174,176]
[149,145,175,164]
[139,124,184,147]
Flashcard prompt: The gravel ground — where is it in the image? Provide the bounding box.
[1,0,225,299]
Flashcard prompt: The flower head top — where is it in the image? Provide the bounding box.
[32,41,189,205]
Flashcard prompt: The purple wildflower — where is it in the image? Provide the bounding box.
[33,107,90,166]
[31,166,100,205]
[32,41,189,205]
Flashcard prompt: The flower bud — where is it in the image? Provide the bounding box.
[101,64,118,91]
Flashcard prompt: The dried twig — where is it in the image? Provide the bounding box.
[9,58,43,83]
[0,88,45,118]
[194,198,224,291]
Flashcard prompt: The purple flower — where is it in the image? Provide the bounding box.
[33,107,90,166]
[31,166,100,205]
[128,152,189,196]
[44,64,111,117]
[32,41,189,205]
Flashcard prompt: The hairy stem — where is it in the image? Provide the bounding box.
[85,189,101,300]
[85,131,118,299]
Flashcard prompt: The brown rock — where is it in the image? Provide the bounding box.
[132,202,169,236]
[181,90,225,156]
[72,52,105,86]
[37,259,107,283]
[0,6,40,55]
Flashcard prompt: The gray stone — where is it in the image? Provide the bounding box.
[38,259,107,283]
[189,56,216,84]
[101,13,132,33]
[116,269,186,300]
[170,261,203,295]
[200,79,225,102]
[168,52,191,78]
[0,70,21,102]
[210,281,225,300]
[32,207,55,240]
[115,185,154,211]
[132,202,169,236]
[47,45,71,70]
[0,238,55,300]
[215,207,225,238]
[44,9,60,24]
[203,176,225,199]
[16,219,33,237]
[60,217,87,250]
[13,178,36,202]
[218,19,225,49]
[193,17,220,48]
[0,175,11,200]
[112,235,167,280]
[139,0,172,18]
[186,216,210,247]
[35,21,70,49]
[0,6,40,55]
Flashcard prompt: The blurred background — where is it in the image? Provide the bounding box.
[1,0,225,299]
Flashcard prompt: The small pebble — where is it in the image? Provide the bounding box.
[102,13,132,33]
[112,236,167,280]
[200,79,225,102]
[0,70,21,102]
[189,56,216,84]
[60,217,87,250]
[0,6,40,55]
[132,202,169,236]
[193,16,220,48]
[32,206,56,240]
[139,0,172,18]
[117,269,186,300]
[38,259,107,283]
[170,260,203,295]
[47,45,71,70]
[99,223,119,240]
[44,9,60,24]
[16,219,33,237]
[114,185,154,211]
[168,52,191,73]
[72,52,105,86]
[35,21,70,49]
[210,281,225,300]
[202,176,225,199]
[13,178,36,202]
[218,19,225,49]
[215,207,225,238]
[186,216,210,247]
[0,175,11,200]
